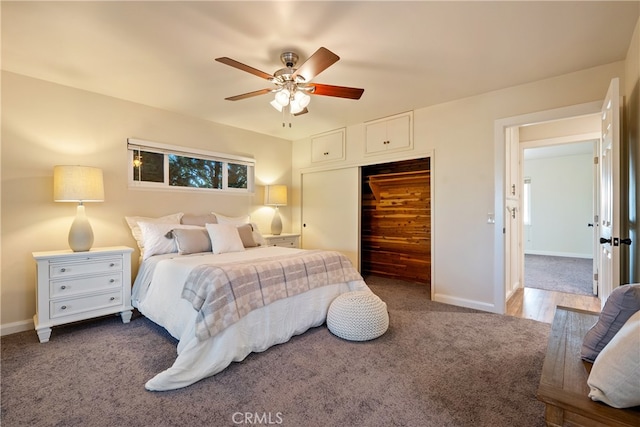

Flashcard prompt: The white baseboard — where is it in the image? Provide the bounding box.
[1,319,33,337]
[524,250,592,259]
[433,293,498,314]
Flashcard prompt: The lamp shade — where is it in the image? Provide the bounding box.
[53,165,104,202]
[270,99,284,112]
[265,185,287,206]
[275,89,290,107]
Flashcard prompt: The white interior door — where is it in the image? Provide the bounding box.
[598,77,621,305]
[301,167,360,268]
[592,142,600,295]
[504,127,521,299]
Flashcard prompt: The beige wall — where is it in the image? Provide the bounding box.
[1,71,292,331]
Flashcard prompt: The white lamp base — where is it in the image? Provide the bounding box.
[69,204,94,252]
[271,207,283,235]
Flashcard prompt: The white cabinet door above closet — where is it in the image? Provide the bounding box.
[311,128,345,163]
[365,111,413,155]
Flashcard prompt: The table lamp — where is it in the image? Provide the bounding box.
[53,165,104,251]
[265,184,287,235]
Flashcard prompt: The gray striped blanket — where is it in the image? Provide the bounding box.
[181,250,364,341]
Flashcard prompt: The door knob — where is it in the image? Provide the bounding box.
[620,238,632,245]
[600,237,612,244]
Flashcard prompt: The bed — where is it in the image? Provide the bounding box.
[130,232,369,391]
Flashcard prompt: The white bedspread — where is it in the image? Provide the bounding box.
[131,247,369,391]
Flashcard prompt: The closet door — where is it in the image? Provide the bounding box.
[301,167,359,268]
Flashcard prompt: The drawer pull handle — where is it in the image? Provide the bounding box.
[60,285,67,290]
[60,268,66,273]
[109,297,115,301]
[110,263,116,267]
[109,279,115,283]
[61,305,67,310]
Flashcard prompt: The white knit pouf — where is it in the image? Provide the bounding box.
[327,291,389,341]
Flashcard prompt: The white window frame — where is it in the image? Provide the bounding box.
[127,138,255,193]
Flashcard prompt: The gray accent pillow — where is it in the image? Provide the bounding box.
[237,223,258,248]
[171,228,212,255]
[181,214,218,227]
[581,284,640,362]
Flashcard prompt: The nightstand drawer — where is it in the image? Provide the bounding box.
[50,290,123,319]
[50,258,123,278]
[263,234,300,248]
[268,238,296,247]
[50,273,122,298]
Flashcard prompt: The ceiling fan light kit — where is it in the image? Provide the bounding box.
[215,47,364,127]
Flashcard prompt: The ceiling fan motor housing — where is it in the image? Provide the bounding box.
[280,52,299,68]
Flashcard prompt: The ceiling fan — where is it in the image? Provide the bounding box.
[215,47,364,126]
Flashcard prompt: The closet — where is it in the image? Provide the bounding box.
[361,158,431,285]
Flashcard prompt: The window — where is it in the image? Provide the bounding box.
[523,177,532,225]
[127,138,254,193]
[168,154,223,189]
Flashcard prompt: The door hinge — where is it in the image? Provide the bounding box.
[594,156,599,164]
[594,272,598,282]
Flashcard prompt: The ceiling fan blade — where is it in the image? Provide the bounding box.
[293,107,309,116]
[215,57,274,81]
[311,83,364,100]
[291,47,339,82]
[225,88,272,101]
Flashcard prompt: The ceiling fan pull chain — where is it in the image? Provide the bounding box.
[281,105,286,127]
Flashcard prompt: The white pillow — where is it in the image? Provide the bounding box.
[212,212,266,246]
[125,213,183,253]
[138,222,202,260]
[587,310,640,408]
[212,213,251,225]
[205,223,245,254]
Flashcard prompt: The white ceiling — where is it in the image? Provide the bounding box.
[2,1,638,141]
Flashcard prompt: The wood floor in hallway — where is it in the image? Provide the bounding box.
[507,287,601,323]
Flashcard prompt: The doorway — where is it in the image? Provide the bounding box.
[496,100,605,315]
[522,140,598,297]
[360,158,431,289]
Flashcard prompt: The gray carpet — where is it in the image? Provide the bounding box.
[525,254,594,296]
[1,277,551,427]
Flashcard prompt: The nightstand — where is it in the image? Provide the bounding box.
[32,246,134,343]
[263,233,300,248]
